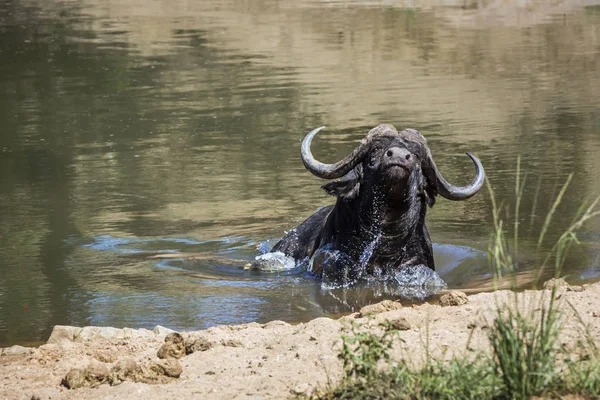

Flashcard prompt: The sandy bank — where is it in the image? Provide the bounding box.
[1,280,599,399]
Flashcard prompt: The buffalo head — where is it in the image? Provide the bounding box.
[302,124,484,207]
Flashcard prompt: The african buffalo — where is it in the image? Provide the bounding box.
[270,124,484,283]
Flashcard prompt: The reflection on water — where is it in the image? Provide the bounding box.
[1,0,600,346]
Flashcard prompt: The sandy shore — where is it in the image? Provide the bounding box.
[1,280,599,400]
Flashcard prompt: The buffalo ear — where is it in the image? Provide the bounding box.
[419,151,439,208]
[321,165,362,200]
[412,161,437,208]
[423,184,436,207]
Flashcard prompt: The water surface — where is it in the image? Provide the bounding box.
[1,0,600,346]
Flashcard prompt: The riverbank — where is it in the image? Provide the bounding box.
[1,280,599,399]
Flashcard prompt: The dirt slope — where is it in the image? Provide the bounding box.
[1,280,599,399]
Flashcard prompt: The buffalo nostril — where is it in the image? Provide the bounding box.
[405,154,411,160]
[386,150,393,157]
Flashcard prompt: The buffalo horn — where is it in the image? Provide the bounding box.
[431,152,485,200]
[301,127,370,179]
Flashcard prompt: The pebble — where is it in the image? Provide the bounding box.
[439,291,469,307]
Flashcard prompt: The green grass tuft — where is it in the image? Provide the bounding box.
[489,293,562,399]
[316,324,501,400]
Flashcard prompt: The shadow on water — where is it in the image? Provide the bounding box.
[1,0,600,345]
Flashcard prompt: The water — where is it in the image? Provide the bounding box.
[1,0,600,346]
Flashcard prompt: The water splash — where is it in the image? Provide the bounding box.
[321,265,447,300]
[315,231,448,299]
[311,248,354,287]
[256,240,272,255]
[358,232,382,269]
[254,251,297,272]
[312,233,384,287]
[394,265,446,287]
[391,265,448,299]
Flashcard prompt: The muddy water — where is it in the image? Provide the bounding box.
[1,0,600,346]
